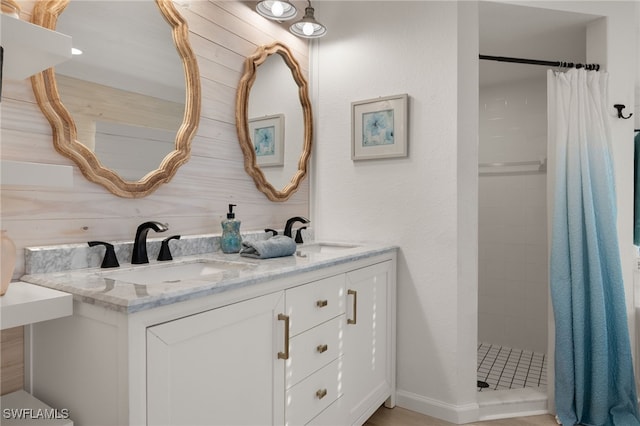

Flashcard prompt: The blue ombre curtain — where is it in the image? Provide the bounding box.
[548,68,640,426]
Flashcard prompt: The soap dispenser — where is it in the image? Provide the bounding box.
[221,204,242,253]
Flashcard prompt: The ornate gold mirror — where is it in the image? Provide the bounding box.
[236,42,312,202]
[31,0,200,198]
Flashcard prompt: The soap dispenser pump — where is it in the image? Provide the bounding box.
[221,204,242,253]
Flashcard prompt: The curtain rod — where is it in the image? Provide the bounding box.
[480,55,600,71]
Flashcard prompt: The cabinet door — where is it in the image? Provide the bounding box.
[344,261,394,426]
[147,291,285,426]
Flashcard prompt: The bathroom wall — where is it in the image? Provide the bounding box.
[313,0,636,423]
[2,0,636,419]
[0,0,309,395]
[478,76,548,354]
[312,2,480,422]
[1,1,310,279]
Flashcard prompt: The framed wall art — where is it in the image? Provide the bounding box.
[351,93,408,160]
[249,113,285,167]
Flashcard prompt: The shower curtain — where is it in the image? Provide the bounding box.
[549,69,640,426]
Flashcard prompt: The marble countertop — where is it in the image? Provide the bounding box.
[20,242,396,314]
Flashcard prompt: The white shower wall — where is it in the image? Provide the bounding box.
[478,76,548,354]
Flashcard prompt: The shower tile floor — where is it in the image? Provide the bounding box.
[477,342,547,391]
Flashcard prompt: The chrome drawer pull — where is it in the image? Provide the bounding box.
[316,344,328,353]
[316,388,328,399]
[316,299,328,308]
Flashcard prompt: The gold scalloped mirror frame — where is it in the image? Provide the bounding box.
[30,0,201,198]
[236,42,313,202]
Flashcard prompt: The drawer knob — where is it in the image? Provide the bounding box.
[316,344,328,353]
[316,299,328,308]
[316,388,328,399]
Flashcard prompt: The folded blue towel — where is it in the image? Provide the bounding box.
[239,235,296,259]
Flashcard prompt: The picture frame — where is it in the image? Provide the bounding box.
[351,93,408,160]
[249,114,285,167]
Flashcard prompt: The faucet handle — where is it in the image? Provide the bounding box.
[158,235,181,261]
[88,241,120,268]
[295,227,307,244]
[265,228,278,237]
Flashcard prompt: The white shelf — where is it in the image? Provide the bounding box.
[1,14,72,80]
[479,158,547,176]
[0,390,73,425]
[1,281,72,330]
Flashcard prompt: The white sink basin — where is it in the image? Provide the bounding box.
[297,242,360,254]
[98,259,254,285]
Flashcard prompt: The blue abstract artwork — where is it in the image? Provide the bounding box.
[362,109,394,146]
[253,126,276,156]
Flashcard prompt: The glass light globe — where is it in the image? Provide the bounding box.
[302,22,314,36]
[271,1,284,17]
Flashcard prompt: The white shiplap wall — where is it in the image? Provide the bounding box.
[1,1,310,279]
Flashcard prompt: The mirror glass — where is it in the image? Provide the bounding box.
[248,54,303,191]
[56,1,184,181]
[236,42,312,202]
[31,0,200,198]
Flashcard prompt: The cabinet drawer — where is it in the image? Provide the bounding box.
[306,395,346,426]
[286,357,342,426]
[286,274,345,336]
[287,315,343,389]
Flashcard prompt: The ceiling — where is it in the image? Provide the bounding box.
[248,0,603,88]
[479,1,601,87]
[52,1,605,95]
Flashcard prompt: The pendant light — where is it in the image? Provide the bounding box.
[255,0,297,21]
[289,0,326,38]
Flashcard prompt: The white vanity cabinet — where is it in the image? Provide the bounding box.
[305,260,396,426]
[28,251,396,426]
[343,260,395,425]
[284,274,346,425]
[146,291,285,426]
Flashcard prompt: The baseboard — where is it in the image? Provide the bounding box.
[395,387,548,424]
[476,387,548,421]
[395,389,479,424]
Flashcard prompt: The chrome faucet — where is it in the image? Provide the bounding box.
[132,221,168,264]
[284,216,310,240]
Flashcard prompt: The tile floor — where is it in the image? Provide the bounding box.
[477,343,547,391]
